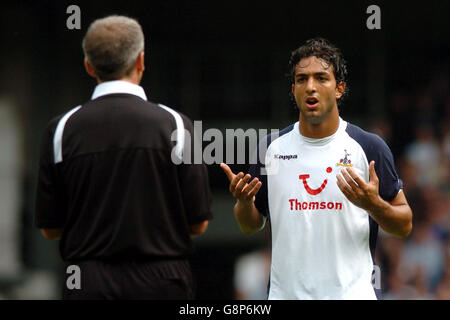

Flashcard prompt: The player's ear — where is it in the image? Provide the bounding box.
[84,59,97,78]
[335,81,345,100]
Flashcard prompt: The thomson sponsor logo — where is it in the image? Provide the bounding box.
[274,154,298,160]
[289,199,343,211]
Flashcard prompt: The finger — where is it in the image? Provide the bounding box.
[341,169,359,191]
[235,174,252,193]
[246,181,262,199]
[220,163,235,182]
[230,172,244,192]
[242,177,259,194]
[345,167,367,189]
[369,161,378,182]
[336,173,354,199]
[336,173,346,191]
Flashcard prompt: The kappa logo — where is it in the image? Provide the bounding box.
[274,154,298,160]
[299,167,333,195]
[337,149,353,167]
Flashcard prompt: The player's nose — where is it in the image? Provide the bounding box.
[305,77,316,93]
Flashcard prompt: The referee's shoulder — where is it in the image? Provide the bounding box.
[44,110,70,134]
[145,100,194,127]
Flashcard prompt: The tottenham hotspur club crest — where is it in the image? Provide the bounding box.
[337,149,353,167]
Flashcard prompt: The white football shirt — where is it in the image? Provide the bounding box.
[249,118,402,300]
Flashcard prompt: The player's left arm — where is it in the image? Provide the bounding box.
[336,160,412,238]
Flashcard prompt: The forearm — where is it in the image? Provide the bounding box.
[220,163,264,235]
[234,200,265,235]
[368,197,412,238]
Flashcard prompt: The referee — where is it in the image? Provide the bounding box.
[34,15,212,299]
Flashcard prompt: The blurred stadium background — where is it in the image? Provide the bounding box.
[0,0,448,299]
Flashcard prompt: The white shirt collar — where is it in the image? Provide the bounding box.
[91,80,148,101]
[295,117,347,146]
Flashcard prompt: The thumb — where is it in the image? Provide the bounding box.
[369,161,378,182]
[220,163,235,182]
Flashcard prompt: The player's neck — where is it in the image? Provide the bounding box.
[299,109,340,139]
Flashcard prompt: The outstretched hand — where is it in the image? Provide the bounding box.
[220,163,262,205]
[336,161,382,211]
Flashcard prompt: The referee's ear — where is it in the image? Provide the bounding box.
[84,58,98,79]
[137,51,145,73]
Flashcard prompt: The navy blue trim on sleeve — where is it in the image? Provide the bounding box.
[248,124,295,217]
[345,123,403,202]
[346,122,403,280]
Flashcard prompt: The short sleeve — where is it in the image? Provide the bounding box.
[34,117,66,229]
[177,115,213,224]
[346,124,403,202]
[248,124,296,217]
[370,138,403,202]
[248,135,271,217]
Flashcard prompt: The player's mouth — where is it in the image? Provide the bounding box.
[305,96,319,109]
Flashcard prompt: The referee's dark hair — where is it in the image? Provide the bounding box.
[288,37,349,103]
[82,15,145,81]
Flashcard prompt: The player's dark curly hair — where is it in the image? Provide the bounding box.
[287,37,349,103]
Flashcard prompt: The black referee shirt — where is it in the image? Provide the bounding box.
[35,81,212,262]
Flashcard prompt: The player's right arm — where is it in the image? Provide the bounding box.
[220,163,264,235]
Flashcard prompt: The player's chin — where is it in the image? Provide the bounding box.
[300,109,323,124]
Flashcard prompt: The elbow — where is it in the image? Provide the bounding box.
[401,208,413,238]
[190,220,209,237]
[385,221,412,239]
[394,211,413,239]
[41,229,62,240]
[399,221,413,239]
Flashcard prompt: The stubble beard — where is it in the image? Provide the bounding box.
[298,102,334,125]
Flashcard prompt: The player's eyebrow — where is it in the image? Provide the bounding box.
[295,71,330,78]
